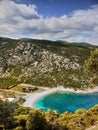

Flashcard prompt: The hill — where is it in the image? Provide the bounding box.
[0,37,97,89]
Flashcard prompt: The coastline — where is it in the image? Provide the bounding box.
[23,86,98,108]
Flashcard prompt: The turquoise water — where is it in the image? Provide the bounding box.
[35,92,98,113]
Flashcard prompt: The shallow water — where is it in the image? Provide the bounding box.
[34,92,98,113]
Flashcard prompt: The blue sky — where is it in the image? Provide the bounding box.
[15,0,98,17]
[0,0,98,45]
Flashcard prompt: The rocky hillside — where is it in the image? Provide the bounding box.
[0,37,96,89]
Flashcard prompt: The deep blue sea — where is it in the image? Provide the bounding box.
[35,92,98,113]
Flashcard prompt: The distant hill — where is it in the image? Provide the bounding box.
[56,40,97,48]
[0,37,97,89]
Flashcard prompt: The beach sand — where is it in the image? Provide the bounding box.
[23,86,98,108]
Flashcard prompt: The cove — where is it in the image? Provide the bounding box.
[34,92,98,113]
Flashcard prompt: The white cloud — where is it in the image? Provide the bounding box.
[0,0,98,45]
[0,0,40,20]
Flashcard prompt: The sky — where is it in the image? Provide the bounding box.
[0,0,98,45]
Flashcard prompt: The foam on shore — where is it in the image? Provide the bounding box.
[23,86,98,108]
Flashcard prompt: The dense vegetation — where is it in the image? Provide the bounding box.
[85,49,98,87]
[0,37,97,89]
[0,100,98,130]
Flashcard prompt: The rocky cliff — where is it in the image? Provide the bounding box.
[0,37,96,89]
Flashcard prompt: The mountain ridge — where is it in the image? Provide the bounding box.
[0,37,96,89]
[0,36,97,48]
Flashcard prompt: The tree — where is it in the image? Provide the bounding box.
[15,115,28,130]
[14,106,32,130]
[0,100,18,129]
[26,110,49,130]
[14,107,50,130]
[85,49,98,86]
[15,106,31,116]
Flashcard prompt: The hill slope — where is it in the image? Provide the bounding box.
[0,37,96,89]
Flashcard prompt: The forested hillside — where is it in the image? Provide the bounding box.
[0,37,97,89]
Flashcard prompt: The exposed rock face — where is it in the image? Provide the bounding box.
[0,37,96,88]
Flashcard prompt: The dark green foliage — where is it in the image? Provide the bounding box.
[26,110,48,130]
[0,77,18,89]
[85,49,98,86]
[85,49,98,75]
[0,101,98,130]
[0,100,19,129]
[14,106,50,130]
[17,97,26,105]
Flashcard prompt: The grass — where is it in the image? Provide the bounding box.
[11,85,24,92]
[0,89,15,98]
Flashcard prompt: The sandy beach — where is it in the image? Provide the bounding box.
[23,86,98,108]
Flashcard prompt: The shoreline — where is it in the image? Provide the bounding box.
[23,86,98,108]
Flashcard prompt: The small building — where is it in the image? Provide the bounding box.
[7,98,15,102]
